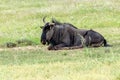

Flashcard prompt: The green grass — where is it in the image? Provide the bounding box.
[0,0,120,44]
[0,0,120,80]
[0,47,120,80]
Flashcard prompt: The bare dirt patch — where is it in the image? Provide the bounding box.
[0,45,46,52]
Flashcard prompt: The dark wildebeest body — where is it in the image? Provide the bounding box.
[41,18,111,50]
[41,22,84,50]
[51,19,111,47]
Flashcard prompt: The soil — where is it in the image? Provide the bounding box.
[0,45,45,52]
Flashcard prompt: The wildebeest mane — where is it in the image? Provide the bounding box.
[52,18,78,29]
[63,23,78,29]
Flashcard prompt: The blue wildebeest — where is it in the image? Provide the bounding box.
[41,17,111,50]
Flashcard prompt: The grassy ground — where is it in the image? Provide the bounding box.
[0,0,120,80]
[0,46,120,80]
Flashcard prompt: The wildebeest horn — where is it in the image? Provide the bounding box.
[43,16,47,23]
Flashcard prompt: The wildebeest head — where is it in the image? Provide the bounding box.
[41,17,55,45]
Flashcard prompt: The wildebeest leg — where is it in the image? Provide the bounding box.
[48,44,54,50]
[47,43,66,50]
[91,41,103,47]
[84,35,91,47]
[52,44,83,50]
[56,46,83,50]
[85,35,104,47]
[53,43,66,50]
[73,34,85,47]
[51,33,71,50]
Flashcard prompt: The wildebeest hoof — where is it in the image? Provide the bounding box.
[48,46,54,50]
[47,46,58,50]
[53,46,58,50]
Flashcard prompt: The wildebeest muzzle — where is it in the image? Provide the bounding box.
[41,32,47,45]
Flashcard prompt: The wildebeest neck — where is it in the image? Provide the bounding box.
[49,25,64,45]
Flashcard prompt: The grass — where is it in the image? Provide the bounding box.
[0,0,120,80]
[0,0,120,45]
[0,47,120,80]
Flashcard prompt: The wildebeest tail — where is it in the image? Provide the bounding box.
[103,39,112,47]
